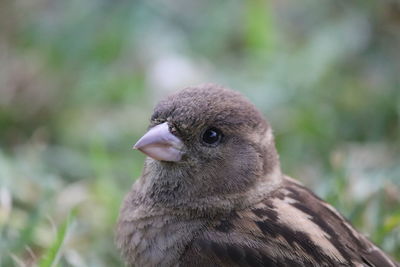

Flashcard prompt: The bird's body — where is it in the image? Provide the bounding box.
[117,84,398,266]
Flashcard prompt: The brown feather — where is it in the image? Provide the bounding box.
[116,84,398,267]
[179,177,398,266]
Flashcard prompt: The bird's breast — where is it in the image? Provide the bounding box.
[117,204,206,267]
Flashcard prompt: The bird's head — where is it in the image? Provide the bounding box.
[134,84,281,201]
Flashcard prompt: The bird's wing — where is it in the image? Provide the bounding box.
[179,176,398,267]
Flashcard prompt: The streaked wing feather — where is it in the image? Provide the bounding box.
[179,177,399,267]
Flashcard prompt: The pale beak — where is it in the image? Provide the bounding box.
[133,122,184,162]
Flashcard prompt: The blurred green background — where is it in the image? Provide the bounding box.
[1,0,399,266]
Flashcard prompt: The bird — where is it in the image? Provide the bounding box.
[116,84,398,267]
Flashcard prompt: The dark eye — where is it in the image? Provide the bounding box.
[202,127,223,146]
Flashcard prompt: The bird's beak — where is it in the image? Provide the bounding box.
[133,122,184,162]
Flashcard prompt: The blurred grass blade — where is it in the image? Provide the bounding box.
[38,210,76,267]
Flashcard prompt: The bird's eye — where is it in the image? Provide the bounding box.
[202,127,223,146]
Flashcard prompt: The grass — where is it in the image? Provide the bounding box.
[0,0,399,265]
[39,210,76,267]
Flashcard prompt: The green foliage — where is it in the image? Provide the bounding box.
[39,210,76,267]
[0,0,399,265]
